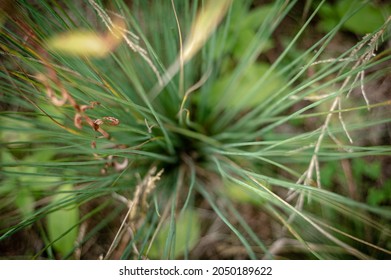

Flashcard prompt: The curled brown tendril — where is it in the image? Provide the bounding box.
[91,141,129,174]
[20,18,127,174]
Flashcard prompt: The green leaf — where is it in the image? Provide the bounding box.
[148,209,200,259]
[210,62,286,109]
[320,161,338,187]
[215,3,274,60]
[337,1,388,34]
[367,180,391,206]
[15,187,35,219]
[352,158,381,180]
[232,4,274,60]
[46,184,79,258]
[317,1,390,34]
[0,116,35,143]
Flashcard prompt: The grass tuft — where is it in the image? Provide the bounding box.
[1,0,390,259]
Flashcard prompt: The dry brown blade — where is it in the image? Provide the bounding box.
[104,167,163,259]
[74,222,88,260]
[340,159,358,200]
[304,17,391,187]
[111,227,138,259]
[129,167,164,225]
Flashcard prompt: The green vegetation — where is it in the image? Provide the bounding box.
[1,0,390,259]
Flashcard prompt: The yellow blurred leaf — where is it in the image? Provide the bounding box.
[47,20,125,57]
[47,31,110,57]
[183,0,232,62]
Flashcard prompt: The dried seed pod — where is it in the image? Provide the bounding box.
[102,116,120,126]
[74,113,83,129]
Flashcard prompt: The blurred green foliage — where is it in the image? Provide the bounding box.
[317,0,391,34]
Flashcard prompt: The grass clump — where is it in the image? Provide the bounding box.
[1,0,390,259]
